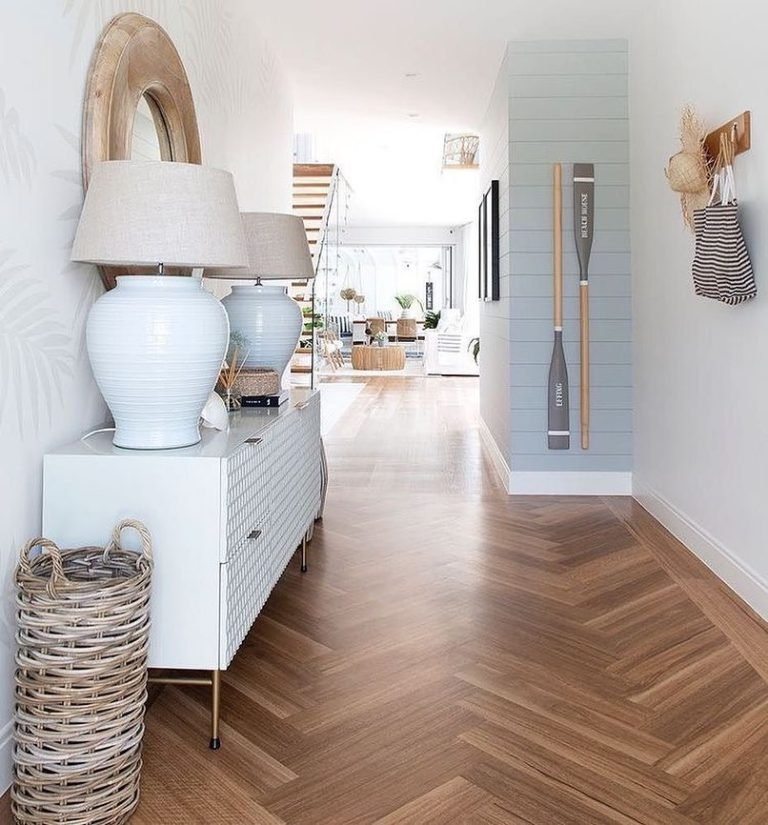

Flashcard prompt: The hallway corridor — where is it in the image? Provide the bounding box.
[130,378,768,824]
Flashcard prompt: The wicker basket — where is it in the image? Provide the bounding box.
[234,368,280,398]
[12,519,153,825]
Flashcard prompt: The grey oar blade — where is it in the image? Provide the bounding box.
[573,163,594,278]
[548,330,569,449]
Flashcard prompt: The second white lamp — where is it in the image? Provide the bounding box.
[72,160,247,450]
[206,213,315,380]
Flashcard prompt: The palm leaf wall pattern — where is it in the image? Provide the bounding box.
[0,88,36,185]
[0,251,74,438]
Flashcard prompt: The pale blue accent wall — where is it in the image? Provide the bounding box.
[479,39,631,474]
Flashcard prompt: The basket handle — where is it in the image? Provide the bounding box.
[19,538,67,598]
[105,519,153,568]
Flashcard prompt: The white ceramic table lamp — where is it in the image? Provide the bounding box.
[205,213,315,378]
[72,160,247,449]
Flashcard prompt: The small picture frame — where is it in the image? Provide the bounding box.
[478,180,500,302]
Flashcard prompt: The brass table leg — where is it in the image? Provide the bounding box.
[148,669,223,750]
[301,536,308,573]
[210,669,221,750]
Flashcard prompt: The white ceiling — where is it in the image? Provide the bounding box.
[257,0,641,227]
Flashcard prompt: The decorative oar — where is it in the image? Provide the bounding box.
[573,163,594,450]
[548,163,569,450]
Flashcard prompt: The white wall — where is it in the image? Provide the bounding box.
[0,1,292,789]
[478,48,513,481]
[631,1,768,616]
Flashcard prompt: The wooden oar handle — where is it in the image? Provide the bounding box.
[580,284,590,450]
[553,164,563,328]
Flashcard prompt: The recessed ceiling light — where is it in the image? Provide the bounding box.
[405,72,420,78]
[407,113,420,118]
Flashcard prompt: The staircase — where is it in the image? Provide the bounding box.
[292,163,337,269]
[290,163,347,382]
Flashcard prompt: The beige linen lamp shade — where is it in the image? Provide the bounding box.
[71,160,248,269]
[206,212,315,279]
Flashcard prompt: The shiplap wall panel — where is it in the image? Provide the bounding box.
[514,275,631,297]
[510,163,629,186]
[509,185,629,209]
[512,364,632,388]
[507,40,631,473]
[509,74,627,99]
[511,97,629,120]
[512,252,631,276]
[509,320,631,343]
[510,229,629,250]
[511,341,632,366]
[511,385,632,410]
[509,297,632,321]
[511,208,629,231]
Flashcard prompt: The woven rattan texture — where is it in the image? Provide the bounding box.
[13,520,153,825]
[233,369,280,398]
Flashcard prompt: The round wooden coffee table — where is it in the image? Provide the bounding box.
[351,344,406,371]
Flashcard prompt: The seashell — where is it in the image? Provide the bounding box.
[200,391,229,431]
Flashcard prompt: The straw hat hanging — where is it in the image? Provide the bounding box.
[665,106,711,230]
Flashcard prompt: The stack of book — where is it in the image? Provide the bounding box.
[240,390,289,408]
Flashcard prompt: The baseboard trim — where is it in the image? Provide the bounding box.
[0,718,13,797]
[509,471,633,496]
[633,477,768,621]
[478,417,512,493]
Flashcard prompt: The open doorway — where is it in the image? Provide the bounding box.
[315,243,479,380]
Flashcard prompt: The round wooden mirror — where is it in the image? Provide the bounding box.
[82,13,202,288]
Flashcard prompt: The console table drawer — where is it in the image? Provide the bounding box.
[224,437,270,559]
[220,524,273,666]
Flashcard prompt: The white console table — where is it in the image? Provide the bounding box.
[42,389,321,748]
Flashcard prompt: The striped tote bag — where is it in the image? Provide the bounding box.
[691,164,756,305]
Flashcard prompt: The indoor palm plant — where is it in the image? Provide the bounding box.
[394,294,422,319]
[423,310,441,330]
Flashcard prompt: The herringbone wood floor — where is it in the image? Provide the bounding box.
[5,377,768,823]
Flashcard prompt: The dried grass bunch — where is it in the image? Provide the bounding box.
[217,331,250,408]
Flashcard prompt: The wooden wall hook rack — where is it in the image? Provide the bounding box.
[704,111,751,162]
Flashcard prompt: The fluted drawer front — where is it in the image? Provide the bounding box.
[225,437,270,559]
[220,525,273,666]
[266,397,322,562]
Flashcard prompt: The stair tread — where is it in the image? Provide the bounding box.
[293,163,335,177]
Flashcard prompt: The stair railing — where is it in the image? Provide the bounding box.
[309,167,352,385]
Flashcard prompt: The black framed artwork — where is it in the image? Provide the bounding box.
[481,180,501,301]
[478,179,500,302]
[478,195,487,300]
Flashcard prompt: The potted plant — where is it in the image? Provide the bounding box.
[423,310,441,330]
[394,293,422,320]
[374,331,388,347]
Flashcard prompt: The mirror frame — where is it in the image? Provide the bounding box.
[82,13,202,289]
